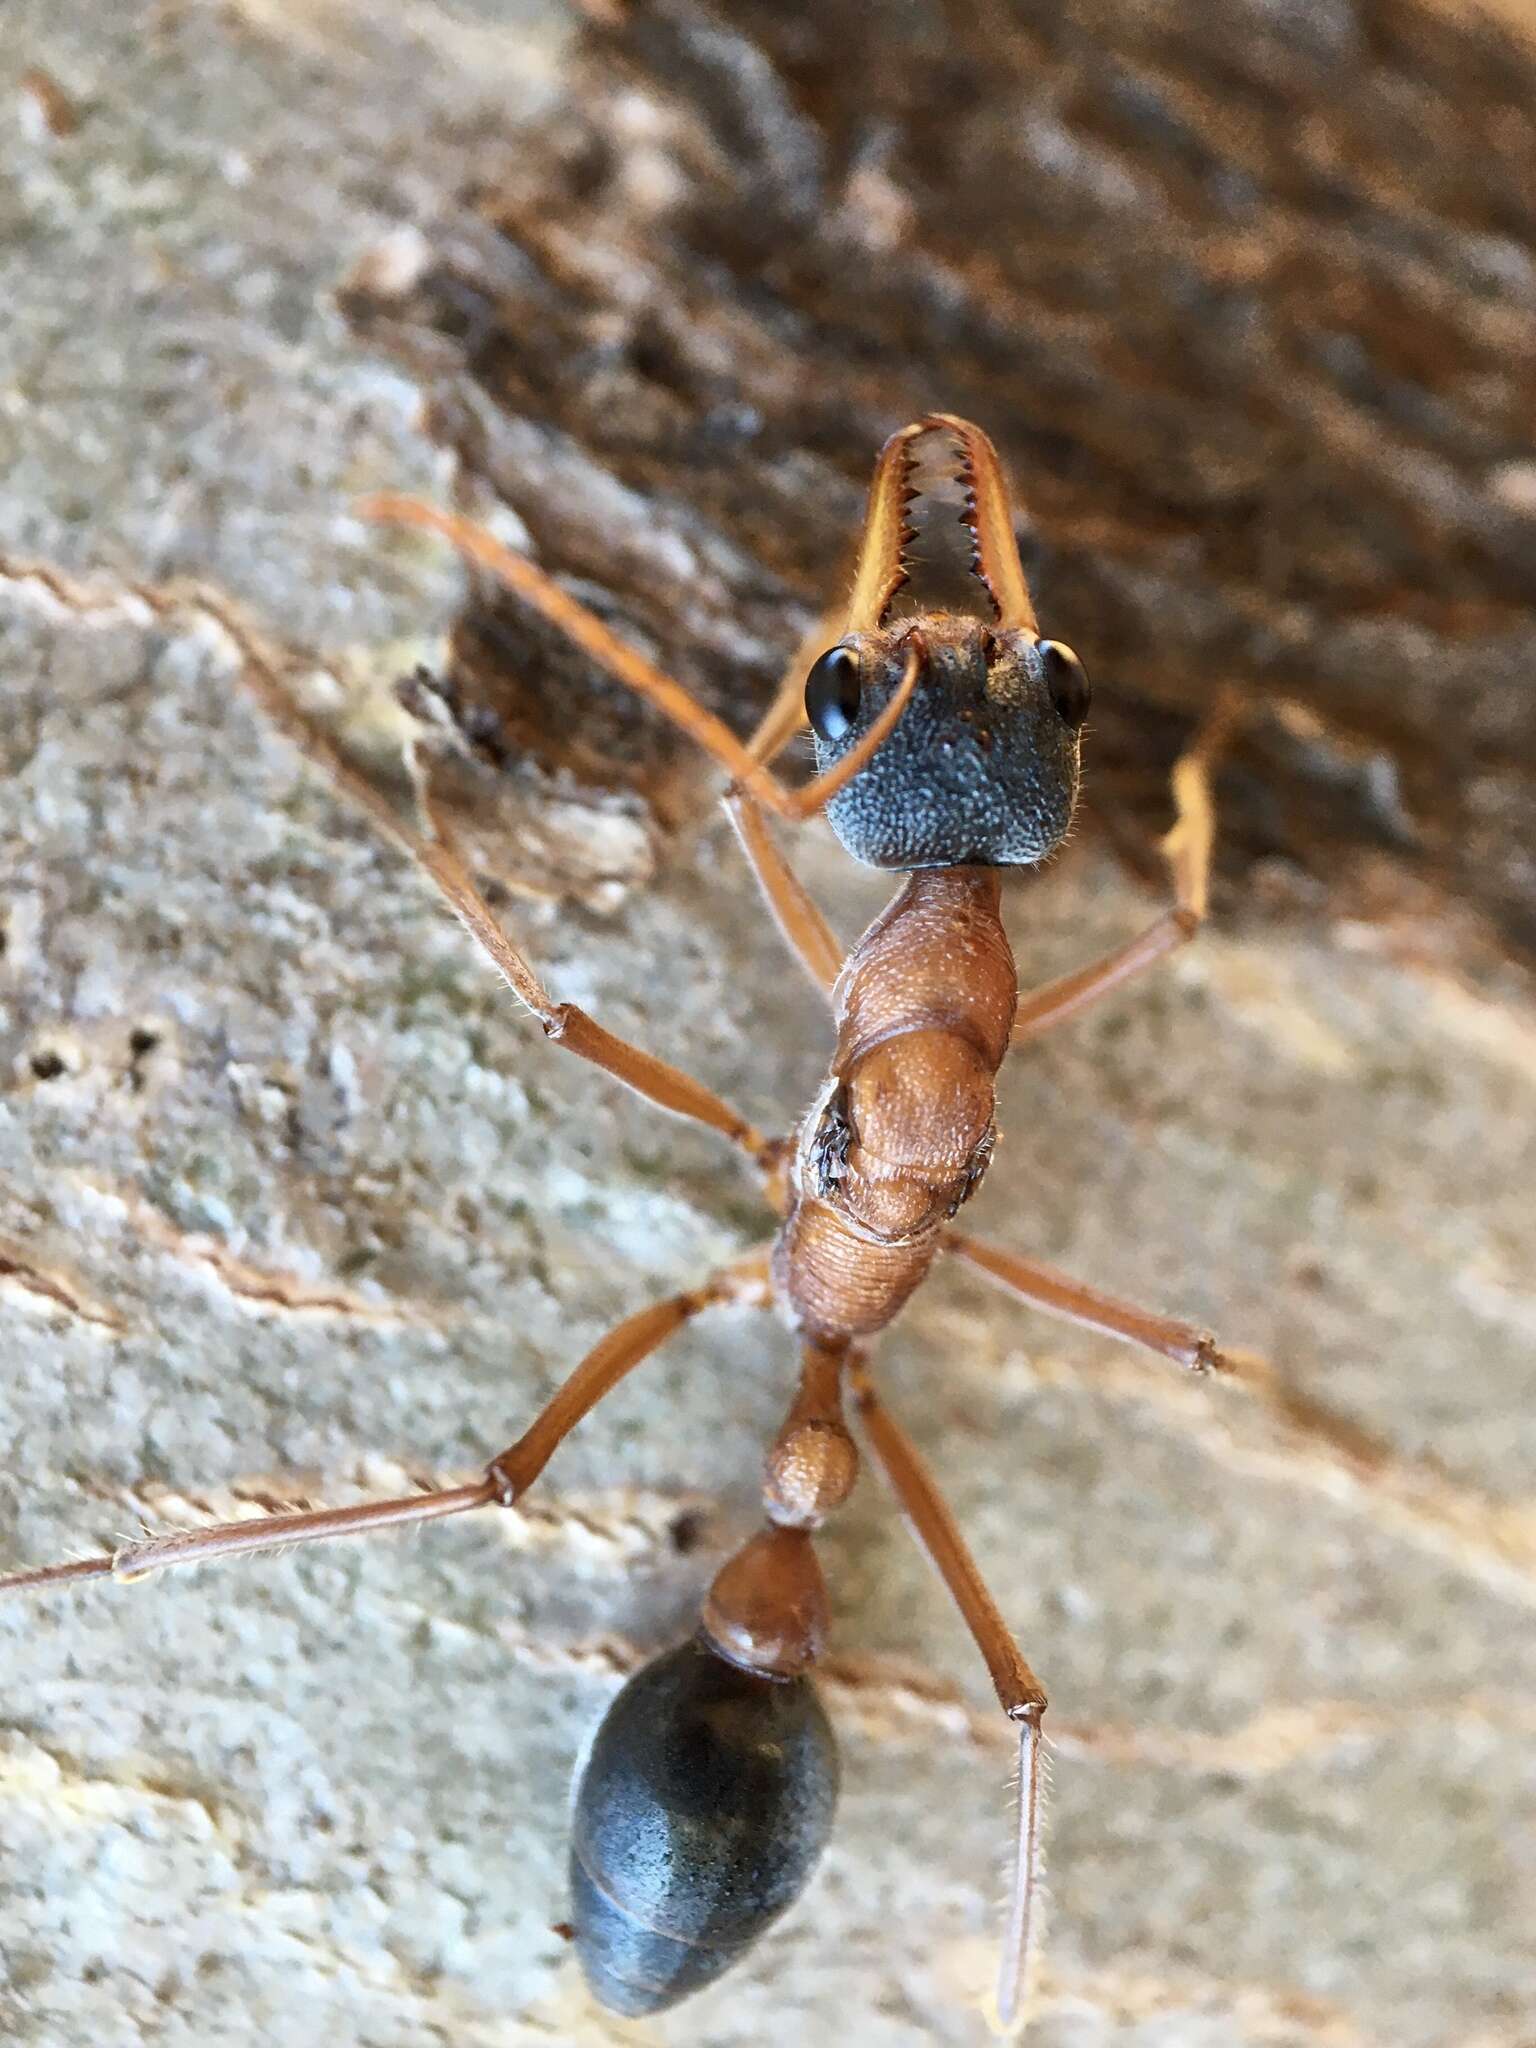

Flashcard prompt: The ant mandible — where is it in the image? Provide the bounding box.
[1,414,1234,2028]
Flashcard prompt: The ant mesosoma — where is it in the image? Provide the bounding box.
[2,415,1233,2027]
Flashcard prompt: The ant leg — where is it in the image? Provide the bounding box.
[939,1251,1532,1609]
[209,600,772,1160]
[745,667,809,769]
[0,1253,772,1597]
[944,1232,1228,1375]
[223,623,774,1166]
[1012,695,1239,1044]
[723,789,843,998]
[484,1252,771,1501]
[849,1360,1047,2032]
[720,601,856,999]
[360,496,920,825]
[409,823,776,1164]
[744,602,850,768]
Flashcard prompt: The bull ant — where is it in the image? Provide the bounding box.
[1,416,1234,2027]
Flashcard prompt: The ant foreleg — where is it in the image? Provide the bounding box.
[0,1253,773,1597]
[849,1360,1048,2035]
[1012,694,1239,1043]
[360,497,921,825]
[218,612,775,1168]
[944,1232,1230,1375]
[744,607,836,767]
[724,789,843,998]
[718,602,858,999]
[414,825,778,1165]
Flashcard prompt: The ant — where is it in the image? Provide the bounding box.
[1,415,1233,2028]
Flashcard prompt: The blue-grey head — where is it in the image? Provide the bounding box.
[806,415,1088,871]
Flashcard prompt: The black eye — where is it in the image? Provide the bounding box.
[1041,640,1090,729]
[804,646,862,743]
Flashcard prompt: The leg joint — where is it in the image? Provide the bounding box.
[484,1457,522,1508]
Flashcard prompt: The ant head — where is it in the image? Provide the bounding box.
[807,416,1087,871]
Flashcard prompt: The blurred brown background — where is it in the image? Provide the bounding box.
[1,3,1533,2045]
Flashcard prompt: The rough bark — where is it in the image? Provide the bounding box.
[345,0,1536,984]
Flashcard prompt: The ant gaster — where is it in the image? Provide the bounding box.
[1,416,1232,2028]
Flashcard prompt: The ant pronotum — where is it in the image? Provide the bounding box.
[1,414,1236,2027]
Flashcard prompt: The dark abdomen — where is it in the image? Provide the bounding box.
[570,1636,839,2014]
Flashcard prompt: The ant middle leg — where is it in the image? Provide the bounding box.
[943,1232,1230,1376]
[0,1252,774,1597]
[945,1237,1444,1531]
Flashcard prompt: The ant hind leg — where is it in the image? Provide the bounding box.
[0,1253,774,1597]
[849,1360,1048,2035]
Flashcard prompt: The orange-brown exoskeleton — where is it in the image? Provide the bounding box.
[1,416,1233,2026]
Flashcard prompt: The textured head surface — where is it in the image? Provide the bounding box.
[813,616,1082,869]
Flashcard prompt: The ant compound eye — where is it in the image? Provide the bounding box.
[1041,640,1091,729]
[804,646,862,743]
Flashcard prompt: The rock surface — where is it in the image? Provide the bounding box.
[1,4,1533,2046]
